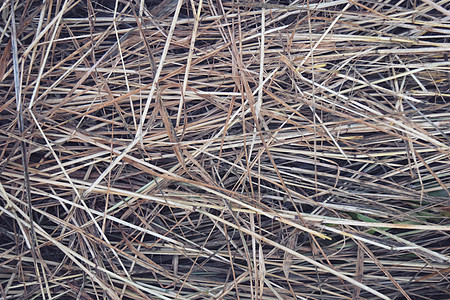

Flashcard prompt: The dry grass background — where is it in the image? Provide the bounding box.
[1,0,449,299]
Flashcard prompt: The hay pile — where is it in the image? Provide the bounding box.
[1,0,449,299]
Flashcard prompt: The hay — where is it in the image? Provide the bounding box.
[1,0,449,299]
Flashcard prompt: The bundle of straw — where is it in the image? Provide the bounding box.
[1,0,449,299]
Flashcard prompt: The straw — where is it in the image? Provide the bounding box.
[1,0,449,299]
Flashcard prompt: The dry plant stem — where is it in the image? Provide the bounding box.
[136,0,184,137]
[1,0,450,299]
[177,0,203,129]
[198,208,390,299]
[9,0,44,297]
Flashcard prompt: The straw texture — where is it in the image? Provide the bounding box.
[1,0,449,299]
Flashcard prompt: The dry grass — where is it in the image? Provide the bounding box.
[1,0,449,299]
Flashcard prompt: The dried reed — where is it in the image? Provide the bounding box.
[1,0,449,299]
